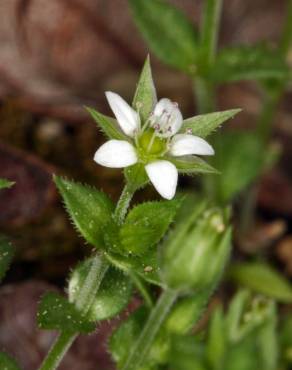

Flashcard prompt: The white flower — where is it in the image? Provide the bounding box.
[94,92,214,200]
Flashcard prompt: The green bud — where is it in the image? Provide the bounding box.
[161,204,232,292]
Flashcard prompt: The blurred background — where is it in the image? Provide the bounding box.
[0,0,291,369]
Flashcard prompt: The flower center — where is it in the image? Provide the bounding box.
[138,129,167,156]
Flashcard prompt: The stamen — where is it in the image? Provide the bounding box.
[186,128,192,134]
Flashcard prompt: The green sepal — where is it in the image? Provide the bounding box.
[37,292,95,333]
[228,262,292,303]
[129,0,198,73]
[105,249,162,286]
[0,235,14,282]
[161,203,232,292]
[124,163,149,191]
[210,45,289,83]
[181,109,241,138]
[0,178,15,190]
[109,306,170,369]
[54,176,114,249]
[168,156,219,175]
[0,353,21,370]
[69,259,132,322]
[85,107,128,141]
[133,56,157,123]
[120,198,182,255]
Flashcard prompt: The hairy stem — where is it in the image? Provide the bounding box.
[122,289,178,370]
[114,183,135,225]
[39,183,134,370]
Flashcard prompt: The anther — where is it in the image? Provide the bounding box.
[186,128,192,134]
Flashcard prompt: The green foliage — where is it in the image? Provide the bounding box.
[181,109,241,138]
[69,259,132,321]
[37,292,95,333]
[54,176,114,249]
[168,155,219,175]
[120,198,182,255]
[228,263,292,303]
[129,0,198,72]
[109,306,169,369]
[132,56,157,123]
[161,202,232,292]
[210,45,289,82]
[207,131,264,203]
[106,248,161,286]
[0,353,21,370]
[207,306,226,370]
[165,289,211,335]
[0,236,14,282]
[86,107,128,141]
[0,178,15,190]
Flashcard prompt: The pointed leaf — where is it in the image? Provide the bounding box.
[168,155,219,175]
[181,109,241,138]
[86,107,128,140]
[210,45,289,82]
[54,176,114,249]
[228,262,292,303]
[106,249,162,286]
[69,259,132,321]
[0,236,14,282]
[37,292,95,333]
[0,178,15,190]
[120,198,182,255]
[129,0,198,72]
[132,56,157,123]
[0,353,21,370]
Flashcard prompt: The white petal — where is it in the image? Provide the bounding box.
[106,91,140,137]
[152,98,183,137]
[169,134,215,156]
[94,140,137,168]
[145,160,178,200]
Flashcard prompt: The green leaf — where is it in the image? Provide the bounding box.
[69,259,132,321]
[0,178,15,190]
[85,107,128,140]
[109,306,170,369]
[120,198,182,255]
[0,236,14,282]
[210,45,289,83]
[106,249,162,286]
[54,176,114,249]
[228,263,292,303]
[206,131,264,203]
[168,155,219,175]
[129,0,198,72]
[37,292,95,333]
[181,109,241,138]
[0,353,21,370]
[132,56,157,123]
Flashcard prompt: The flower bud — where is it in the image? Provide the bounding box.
[160,205,232,292]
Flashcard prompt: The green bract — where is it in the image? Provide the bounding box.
[0,178,15,190]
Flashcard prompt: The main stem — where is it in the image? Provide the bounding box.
[122,289,178,370]
[38,184,134,370]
